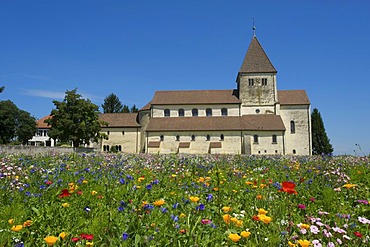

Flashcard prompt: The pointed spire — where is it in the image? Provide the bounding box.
[238,36,277,74]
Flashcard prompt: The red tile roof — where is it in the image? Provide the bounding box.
[99,113,140,127]
[146,115,285,132]
[36,115,52,129]
[278,90,310,105]
[150,90,241,105]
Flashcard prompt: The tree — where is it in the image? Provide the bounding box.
[102,93,123,113]
[311,108,333,155]
[130,104,138,113]
[0,100,36,144]
[46,89,102,147]
[0,86,4,93]
[122,105,130,113]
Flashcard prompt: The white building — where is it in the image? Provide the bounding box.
[28,115,55,146]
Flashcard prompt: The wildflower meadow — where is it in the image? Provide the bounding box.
[0,153,370,246]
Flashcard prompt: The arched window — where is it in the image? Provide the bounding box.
[272,135,277,144]
[293,149,296,154]
[164,109,170,117]
[176,135,180,141]
[192,109,198,117]
[191,135,195,141]
[206,108,212,117]
[290,121,295,134]
[160,135,164,141]
[220,134,224,141]
[253,135,259,144]
[178,109,184,117]
[103,145,110,152]
[206,134,210,141]
[221,108,228,116]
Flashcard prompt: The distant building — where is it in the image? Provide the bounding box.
[28,115,55,146]
[100,35,312,155]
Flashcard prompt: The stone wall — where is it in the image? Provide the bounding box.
[0,146,97,155]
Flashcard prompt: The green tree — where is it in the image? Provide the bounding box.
[122,105,130,113]
[311,108,333,155]
[130,104,138,113]
[101,93,123,113]
[46,89,102,147]
[0,86,4,93]
[0,100,36,144]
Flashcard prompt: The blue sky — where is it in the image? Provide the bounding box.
[1,0,369,155]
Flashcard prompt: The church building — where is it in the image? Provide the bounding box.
[99,34,312,155]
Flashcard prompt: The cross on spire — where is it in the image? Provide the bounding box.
[252,18,256,36]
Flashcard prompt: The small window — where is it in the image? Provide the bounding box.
[103,145,110,152]
[275,150,278,154]
[253,135,258,144]
[206,135,210,141]
[272,135,277,144]
[220,134,224,141]
[164,109,170,117]
[178,109,184,117]
[176,135,180,141]
[192,109,198,117]
[206,108,212,117]
[262,78,267,86]
[160,135,164,141]
[258,151,261,154]
[122,131,125,135]
[290,121,295,134]
[221,108,228,116]
[116,145,122,152]
[248,78,254,86]
[107,131,110,135]
[255,109,260,114]
[293,149,296,154]
[191,135,195,141]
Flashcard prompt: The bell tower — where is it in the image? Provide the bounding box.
[236,36,278,115]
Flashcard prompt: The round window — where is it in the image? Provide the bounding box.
[255,109,260,114]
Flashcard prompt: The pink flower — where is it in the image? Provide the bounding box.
[310,225,319,234]
[298,204,306,210]
[201,219,212,225]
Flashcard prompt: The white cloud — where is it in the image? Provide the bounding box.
[21,88,103,102]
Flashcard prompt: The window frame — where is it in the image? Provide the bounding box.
[221,108,228,116]
[253,134,259,144]
[178,108,184,117]
[192,108,198,117]
[164,109,170,117]
[290,120,296,134]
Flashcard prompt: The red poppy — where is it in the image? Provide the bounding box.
[76,190,83,195]
[80,233,94,240]
[252,215,260,221]
[71,237,80,242]
[58,189,71,198]
[45,181,53,185]
[279,181,298,195]
[354,231,363,238]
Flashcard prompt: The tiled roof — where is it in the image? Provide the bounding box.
[37,115,52,129]
[146,115,285,132]
[278,90,310,105]
[238,36,277,74]
[139,101,151,111]
[150,90,241,105]
[99,113,140,127]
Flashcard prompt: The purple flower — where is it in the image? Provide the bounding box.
[173,203,179,209]
[146,184,152,190]
[119,178,125,184]
[196,204,205,211]
[357,200,369,205]
[122,232,129,240]
[171,215,179,222]
[298,204,306,210]
[206,194,213,202]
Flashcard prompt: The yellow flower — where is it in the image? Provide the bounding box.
[83,180,88,184]
[189,196,200,203]
[223,214,231,224]
[170,191,176,195]
[86,242,94,247]
[205,176,211,181]
[231,217,238,223]
[8,219,14,224]
[228,233,241,243]
[62,203,69,208]
[11,225,23,232]
[257,208,268,215]
[241,231,251,238]
[246,181,253,185]
[299,223,310,229]
[258,214,272,224]
[260,183,267,188]
[91,190,98,196]
[171,174,177,178]
[342,184,356,189]
[68,182,78,193]
[288,241,298,247]
[44,236,58,246]
[141,201,149,207]
[153,199,165,207]
[136,185,141,189]
[235,219,243,227]
[297,239,310,247]
[222,206,232,213]
[179,213,186,218]
[198,177,205,183]
[213,187,219,191]
[256,194,263,200]
[138,177,145,182]
[59,232,67,240]
[23,220,32,227]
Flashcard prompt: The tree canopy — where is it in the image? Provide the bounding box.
[0,86,4,93]
[46,89,102,147]
[0,100,36,144]
[311,108,333,155]
[101,93,123,113]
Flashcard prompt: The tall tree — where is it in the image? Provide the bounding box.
[130,104,138,113]
[0,100,36,144]
[122,105,130,113]
[0,86,4,93]
[46,89,102,147]
[102,93,123,113]
[311,108,333,155]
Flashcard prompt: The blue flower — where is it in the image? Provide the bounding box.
[146,184,152,190]
[161,207,168,213]
[206,194,213,202]
[118,206,124,212]
[173,203,179,209]
[84,206,91,212]
[196,204,205,211]
[119,178,125,184]
[171,215,179,222]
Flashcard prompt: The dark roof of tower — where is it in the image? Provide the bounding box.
[238,36,277,75]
